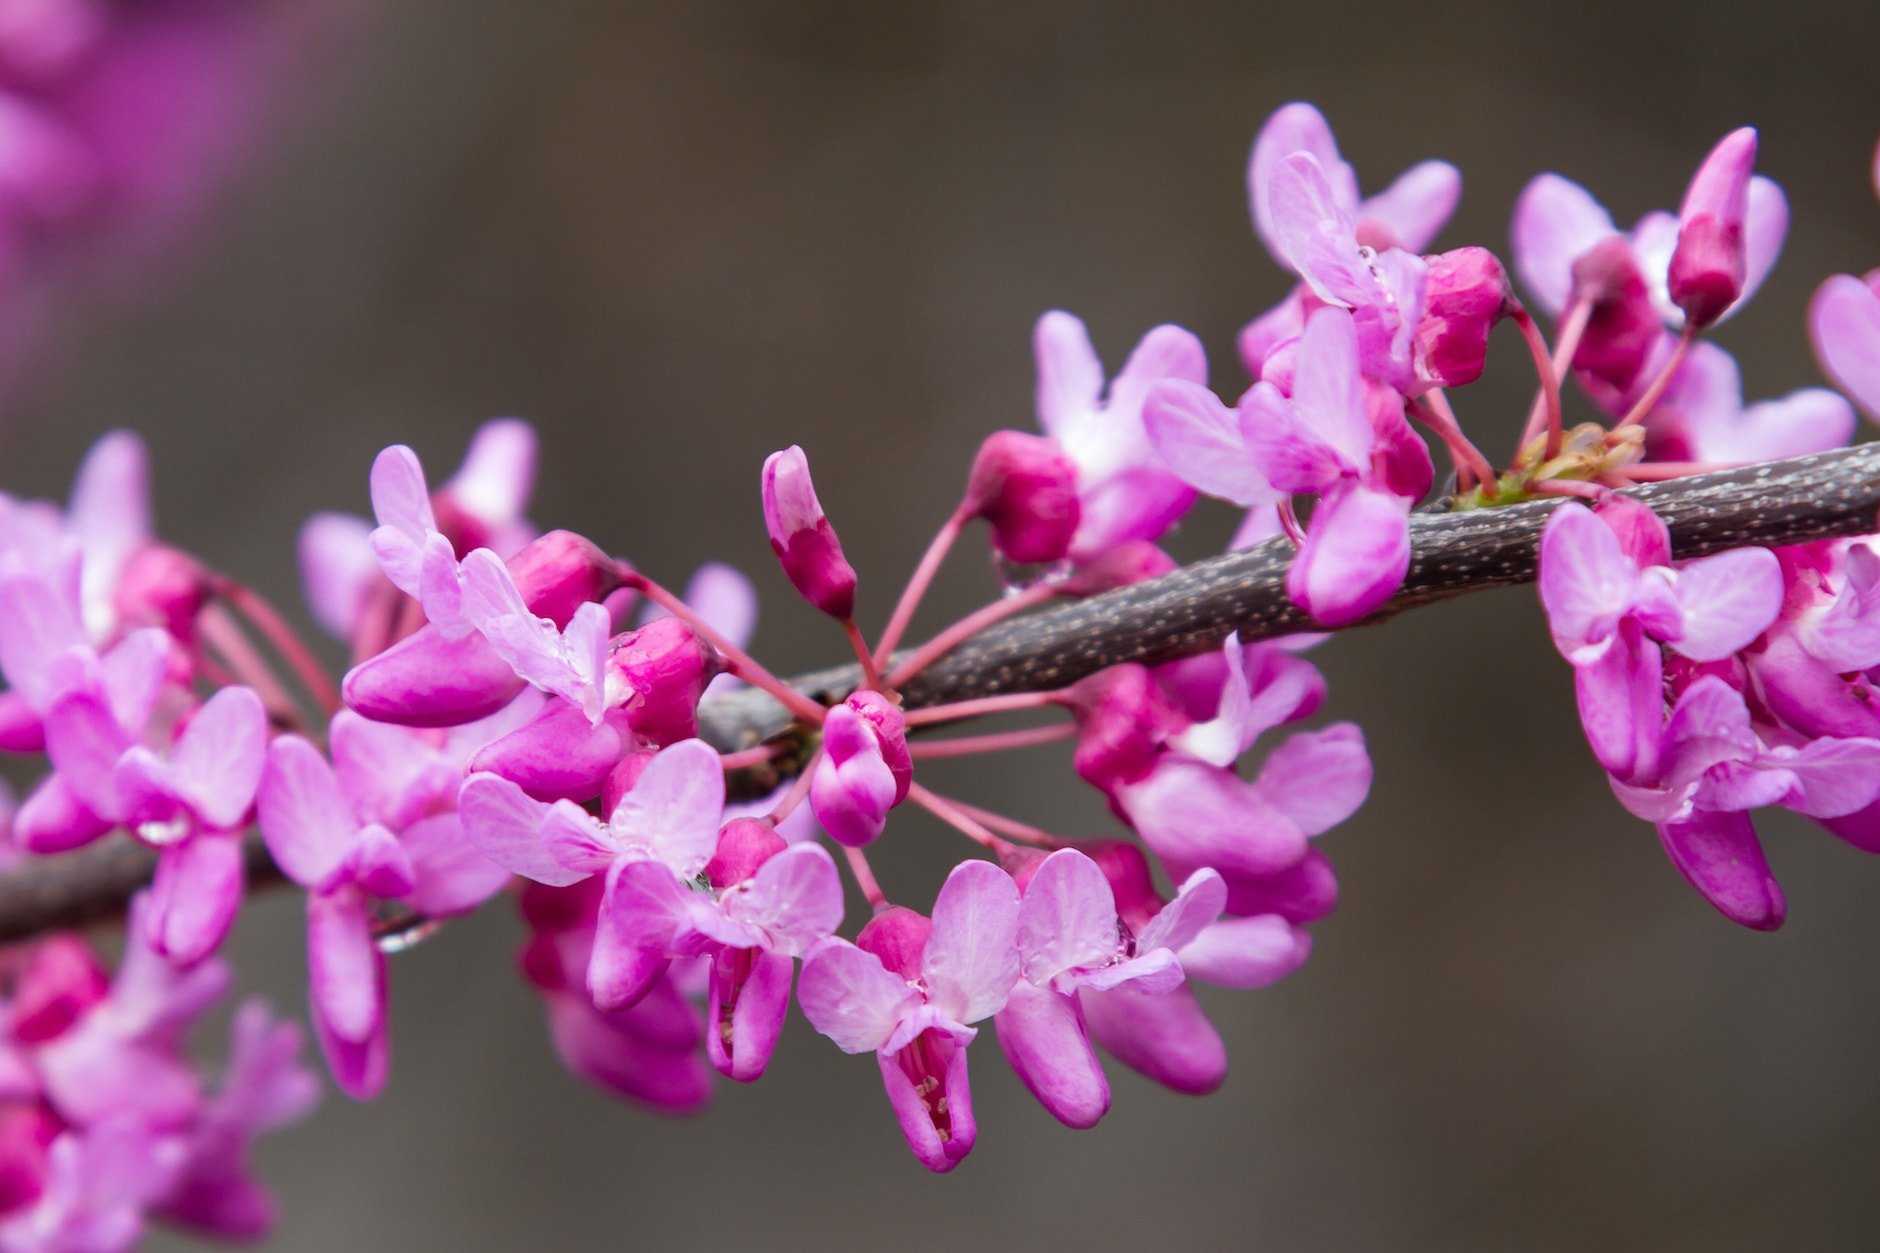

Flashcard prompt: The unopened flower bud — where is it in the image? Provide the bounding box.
[1668,128,1755,330]
[761,446,857,620]
[1416,246,1517,388]
[114,544,211,641]
[854,905,932,980]
[1064,665,1187,796]
[810,696,908,848]
[608,617,723,745]
[705,818,787,889]
[963,430,1081,565]
[1568,238,1659,390]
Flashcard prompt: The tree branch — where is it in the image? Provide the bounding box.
[5,444,1878,942]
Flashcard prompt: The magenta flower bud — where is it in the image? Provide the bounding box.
[845,690,911,802]
[854,905,933,980]
[1064,665,1186,795]
[963,430,1081,565]
[1416,246,1517,388]
[761,446,857,620]
[1667,128,1756,330]
[1568,238,1660,390]
[599,749,659,816]
[1594,495,1672,568]
[607,617,724,746]
[7,935,109,1044]
[113,544,211,641]
[467,702,632,802]
[1053,542,1178,597]
[705,817,787,889]
[506,530,625,624]
[810,699,904,848]
[1077,838,1164,930]
[342,627,527,728]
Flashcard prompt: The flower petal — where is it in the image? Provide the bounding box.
[922,859,1021,1025]
[797,937,919,1054]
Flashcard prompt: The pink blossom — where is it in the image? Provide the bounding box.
[461,738,726,1011]
[1246,102,1460,265]
[962,430,1081,565]
[1649,341,1853,463]
[798,860,1021,1172]
[1032,311,1206,563]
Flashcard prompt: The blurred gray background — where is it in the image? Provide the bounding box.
[5,1,1880,1249]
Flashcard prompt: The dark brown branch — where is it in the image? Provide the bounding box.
[5,444,1878,942]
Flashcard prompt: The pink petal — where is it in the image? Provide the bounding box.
[367,445,436,540]
[1178,915,1311,989]
[166,685,266,828]
[707,947,793,1083]
[445,418,537,527]
[1255,722,1373,836]
[1079,982,1226,1095]
[797,937,920,1054]
[602,859,703,956]
[1538,503,1640,662]
[1359,159,1461,253]
[1116,756,1308,879]
[0,574,86,709]
[921,859,1021,1025]
[1106,324,1208,417]
[42,686,131,818]
[1574,621,1665,785]
[13,774,112,854]
[1286,481,1410,628]
[1757,738,1880,819]
[457,771,587,887]
[256,736,355,889]
[1289,307,1374,468]
[1510,173,1618,316]
[1141,380,1274,508]
[399,813,511,917]
[724,842,844,956]
[340,623,527,728]
[67,431,150,626]
[147,836,243,965]
[1656,810,1784,930]
[678,562,756,653]
[993,980,1110,1129]
[311,987,389,1102]
[541,992,710,1113]
[297,512,378,641]
[329,710,451,829]
[878,1029,976,1173]
[1720,390,1854,463]
[606,738,724,878]
[1247,102,1354,263]
[1032,310,1104,440]
[588,864,671,1012]
[1268,153,1376,309]
[306,889,379,1045]
[1732,176,1788,320]
[1136,868,1228,956]
[540,801,618,876]
[1666,547,1781,661]
[1015,849,1120,985]
[1810,273,1880,421]
[467,700,630,803]
[1239,382,1348,494]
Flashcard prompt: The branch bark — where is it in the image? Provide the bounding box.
[5,444,1878,942]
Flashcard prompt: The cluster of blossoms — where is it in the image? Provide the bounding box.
[0,98,1877,1244]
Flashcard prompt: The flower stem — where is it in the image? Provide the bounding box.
[766,746,821,824]
[219,581,341,715]
[872,510,967,670]
[907,722,1076,759]
[842,618,883,691]
[1518,294,1591,459]
[1512,308,1566,459]
[1612,328,1696,431]
[195,605,303,729]
[903,689,1062,727]
[1411,389,1499,498]
[906,782,1015,855]
[944,797,1065,848]
[719,744,787,771]
[635,576,827,724]
[843,846,889,911]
